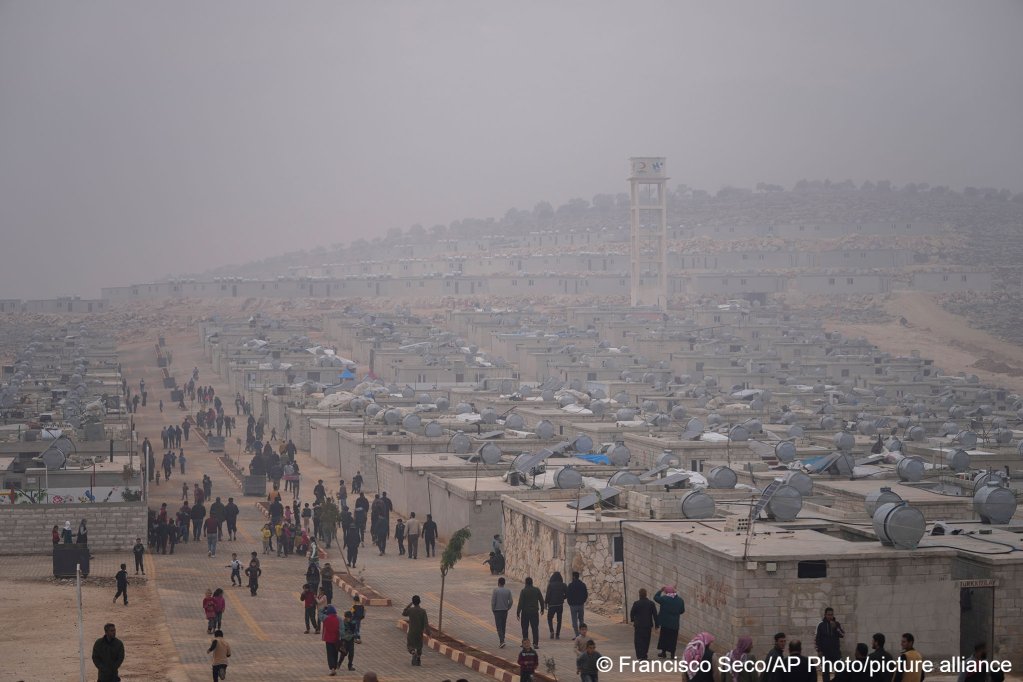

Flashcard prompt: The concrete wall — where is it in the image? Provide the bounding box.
[0,501,147,554]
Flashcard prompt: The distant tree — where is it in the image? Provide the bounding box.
[386,226,403,240]
[351,239,369,251]
[533,201,554,220]
[875,180,892,192]
[860,180,876,192]
[437,526,471,631]
[408,224,426,240]
[616,193,631,210]
[592,194,615,212]
[430,224,447,238]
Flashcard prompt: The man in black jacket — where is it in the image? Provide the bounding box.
[815,607,845,682]
[92,623,125,682]
[567,571,589,637]
[423,514,438,558]
[224,497,240,541]
[629,588,658,660]
[868,633,893,682]
[761,633,787,682]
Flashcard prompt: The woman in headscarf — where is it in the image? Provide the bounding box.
[76,519,88,545]
[653,585,684,658]
[728,636,757,682]
[682,632,715,682]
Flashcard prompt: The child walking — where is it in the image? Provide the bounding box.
[226,553,242,586]
[518,638,539,682]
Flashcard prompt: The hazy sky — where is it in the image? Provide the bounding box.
[2,1,1021,299]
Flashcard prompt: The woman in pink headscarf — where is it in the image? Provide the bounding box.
[682,632,715,682]
[728,635,756,682]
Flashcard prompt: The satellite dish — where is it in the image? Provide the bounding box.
[541,389,556,402]
[728,425,750,442]
[670,405,687,421]
[589,401,605,418]
[765,485,803,521]
[480,408,498,424]
[454,402,472,415]
[683,418,704,435]
[775,441,797,463]
[865,487,902,516]
[657,450,680,468]
[873,502,925,549]
[535,420,555,440]
[366,403,382,417]
[906,425,926,441]
[955,431,978,449]
[974,480,1017,524]
[750,398,764,412]
[424,421,444,438]
[416,393,432,404]
[505,414,525,430]
[608,470,641,487]
[650,413,670,428]
[554,466,584,489]
[857,420,877,436]
[946,449,970,472]
[782,471,814,496]
[616,408,636,421]
[478,443,502,465]
[573,434,594,453]
[886,437,903,452]
[707,413,723,426]
[820,416,836,430]
[896,456,925,482]
[706,466,737,489]
[558,395,577,407]
[450,431,471,454]
[401,386,414,398]
[613,391,630,404]
[607,443,631,466]
[435,397,450,411]
[402,414,422,430]
[679,490,715,519]
[833,432,855,452]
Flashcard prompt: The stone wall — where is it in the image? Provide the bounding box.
[501,500,624,616]
[622,524,1023,666]
[0,501,147,554]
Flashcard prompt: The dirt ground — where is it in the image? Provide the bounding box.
[827,291,1023,395]
[0,557,187,682]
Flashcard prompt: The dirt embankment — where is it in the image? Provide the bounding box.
[827,291,1023,394]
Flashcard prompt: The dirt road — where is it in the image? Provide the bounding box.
[827,291,1023,394]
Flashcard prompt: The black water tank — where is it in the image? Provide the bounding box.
[53,545,90,577]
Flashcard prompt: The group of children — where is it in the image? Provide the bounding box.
[260,520,313,557]
[517,623,602,682]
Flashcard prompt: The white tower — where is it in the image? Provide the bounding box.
[629,157,669,309]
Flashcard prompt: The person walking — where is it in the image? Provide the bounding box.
[577,639,602,682]
[516,577,545,649]
[423,514,438,558]
[245,554,261,596]
[322,605,342,676]
[892,633,924,682]
[394,518,406,556]
[405,512,421,559]
[302,583,319,634]
[567,571,588,637]
[321,562,335,604]
[179,450,186,475]
[653,585,684,658]
[403,595,428,666]
[344,524,360,568]
[207,629,231,681]
[544,571,568,640]
[92,623,125,682]
[132,537,146,575]
[224,497,239,541]
[338,610,357,672]
[113,563,129,605]
[204,514,219,557]
[629,588,658,660]
[204,589,218,634]
[491,576,514,648]
[226,553,241,587]
[211,588,226,631]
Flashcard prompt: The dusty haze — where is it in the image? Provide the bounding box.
[1,0,1021,299]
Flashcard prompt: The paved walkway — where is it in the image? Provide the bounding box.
[128,331,692,682]
[123,334,492,682]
